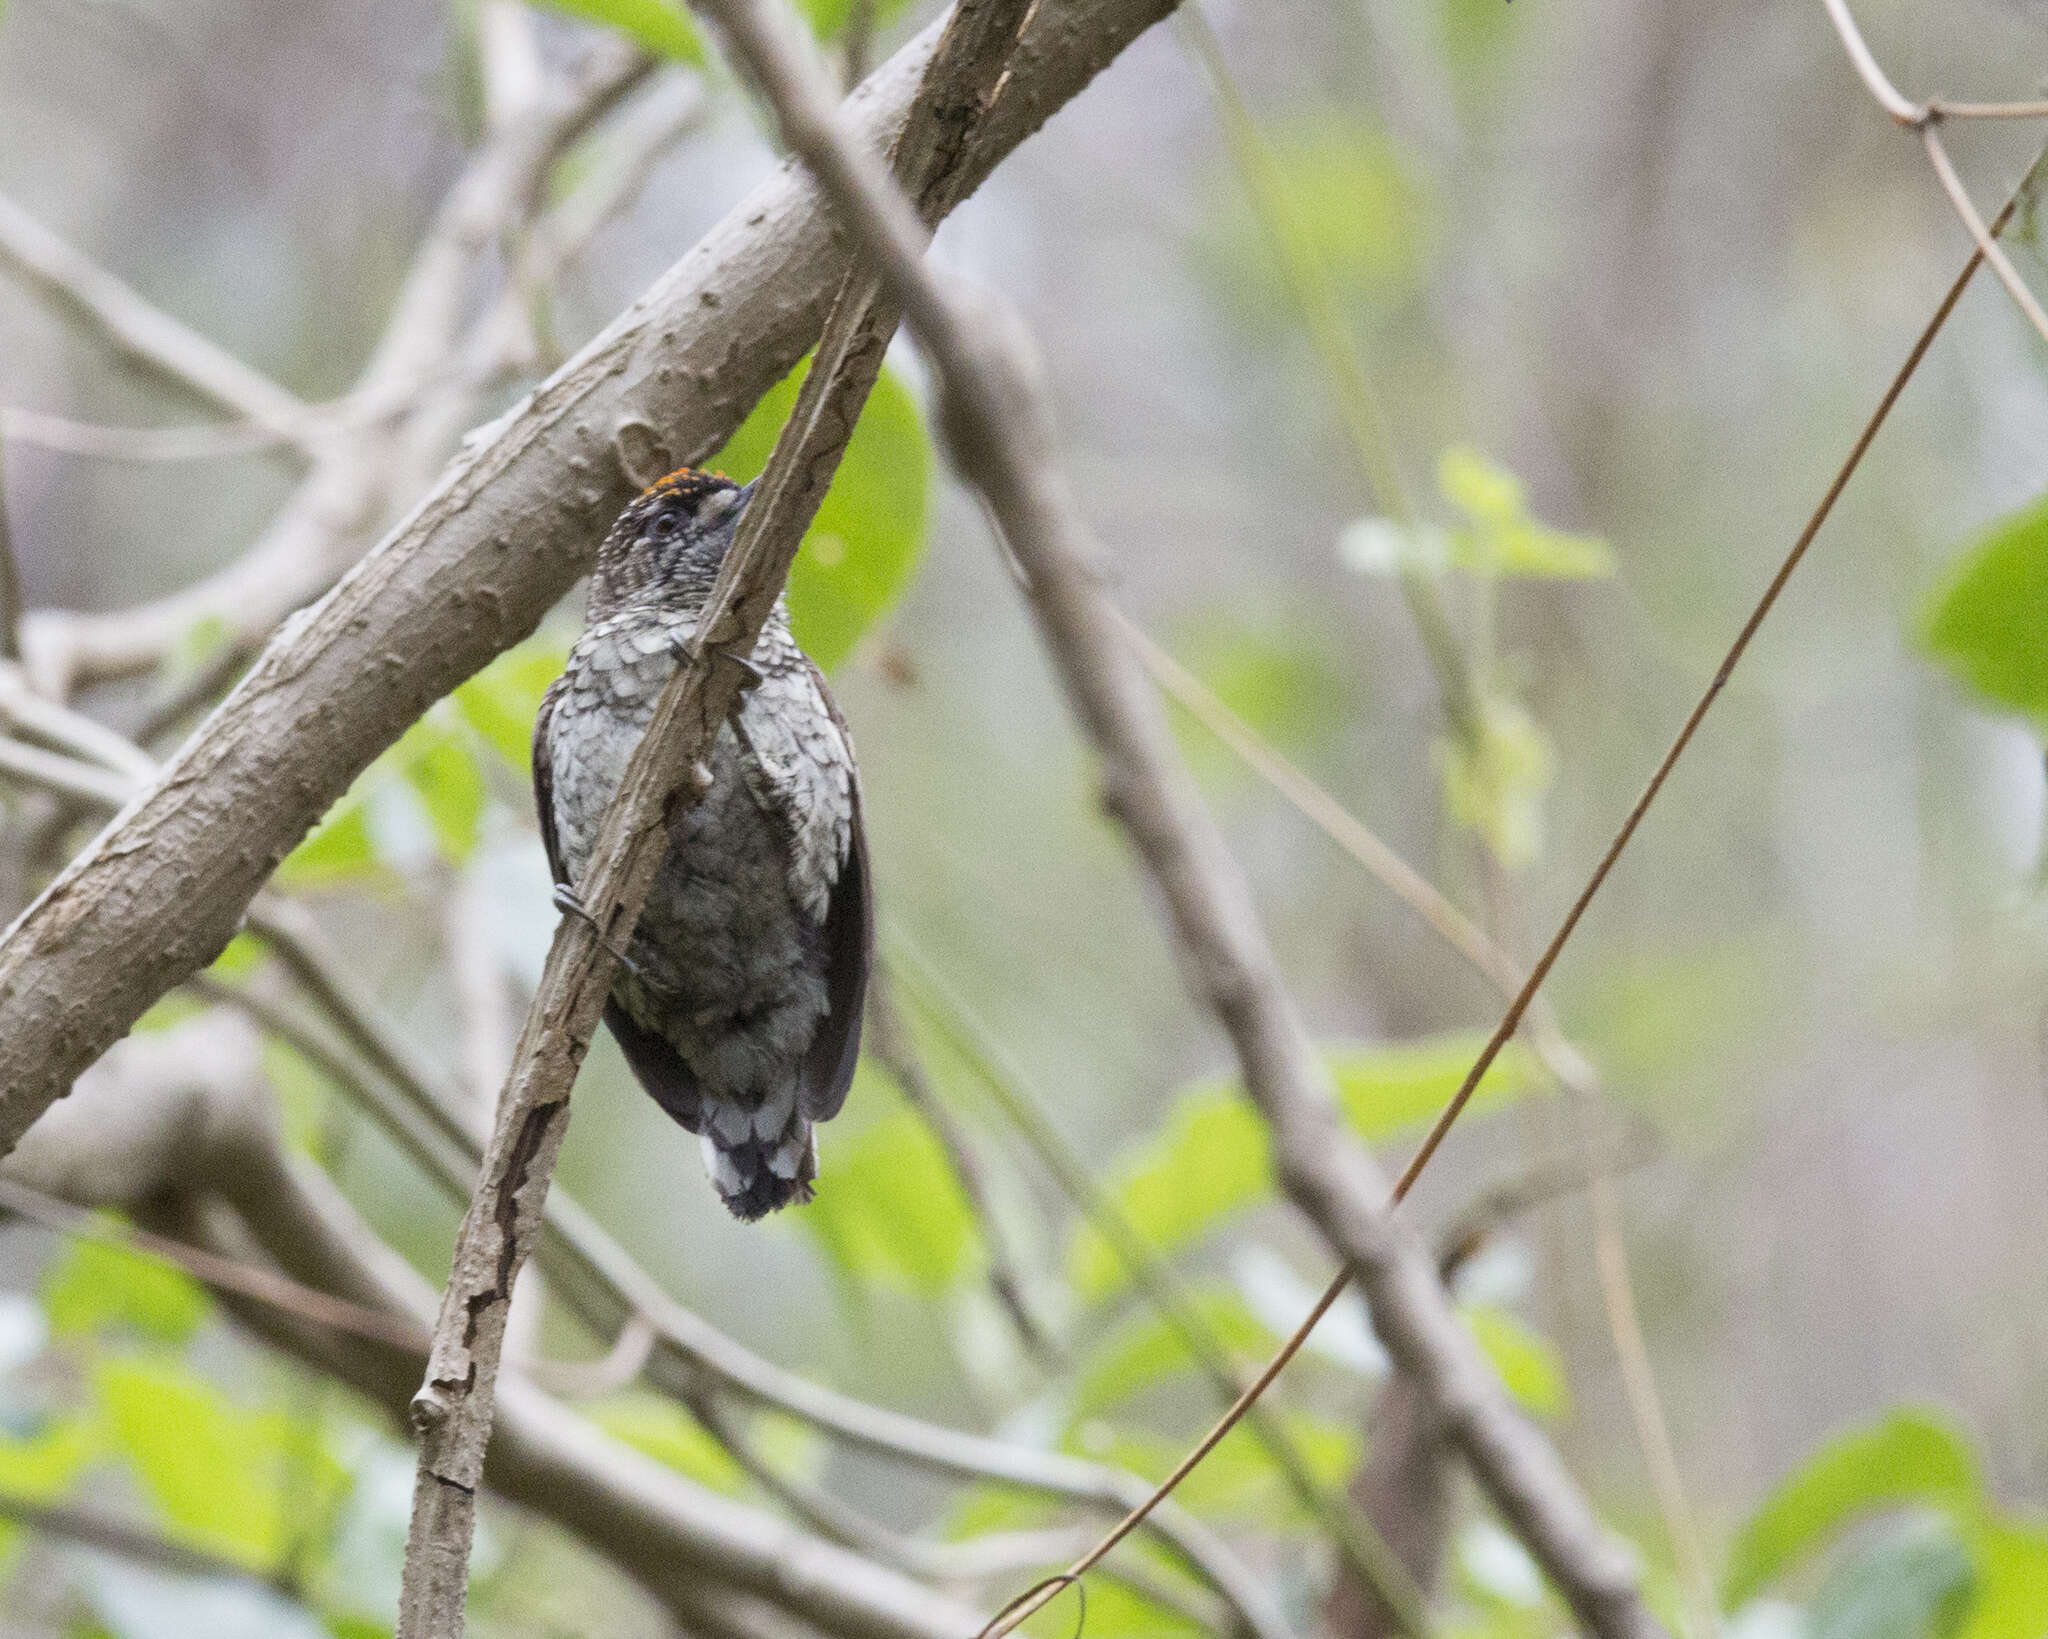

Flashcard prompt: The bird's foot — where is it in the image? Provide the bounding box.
[666,629,763,690]
[550,885,648,981]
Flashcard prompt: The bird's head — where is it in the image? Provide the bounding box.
[588,467,757,619]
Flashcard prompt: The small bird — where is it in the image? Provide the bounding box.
[533,468,871,1219]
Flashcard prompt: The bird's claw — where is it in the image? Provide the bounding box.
[551,884,646,980]
[665,629,763,690]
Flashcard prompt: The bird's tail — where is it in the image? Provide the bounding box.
[698,1104,817,1221]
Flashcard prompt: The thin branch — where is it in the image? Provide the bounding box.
[1135,610,1715,1625]
[0,1492,284,1589]
[884,934,1436,1637]
[394,7,1045,1633]
[1817,0,2048,126]
[0,1171,425,1353]
[864,970,1060,1366]
[1920,124,2048,344]
[0,666,159,783]
[0,193,314,440]
[672,0,1665,1631]
[0,430,20,661]
[0,0,1180,1122]
[0,735,136,809]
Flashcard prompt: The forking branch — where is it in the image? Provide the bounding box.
[668,0,1663,1632]
[394,3,1042,1633]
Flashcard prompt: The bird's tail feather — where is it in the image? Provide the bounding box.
[699,1121,817,1221]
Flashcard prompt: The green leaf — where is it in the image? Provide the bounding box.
[535,0,703,61]
[1723,1408,1982,1608]
[1067,1093,1267,1305]
[1810,1514,1976,1639]
[1921,489,2048,731]
[1095,1415,1355,1523]
[396,717,486,863]
[0,1416,100,1502]
[43,1236,210,1344]
[1329,1034,1537,1139]
[276,790,379,888]
[1437,446,1614,580]
[1436,692,1555,869]
[1068,1034,1536,1304]
[710,358,932,673]
[1028,1575,1206,1639]
[801,1066,976,1294]
[791,0,915,40]
[454,637,569,773]
[584,1395,749,1495]
[1464,1307,1567,1420]
[207,933,265,980]
[96,1357,344,1569]
[1957,1518,2048,1639]
[277,710,487,883]
[132,992,206,1035]
[1070,1287,1277,1422]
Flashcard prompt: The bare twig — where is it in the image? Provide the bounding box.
[1134,610,1716,1625]
[675,0,1664,1631]
[0,735,136,809]
[0,431,20,661]
[15,41,654,696]
[395,7,1043,1633]
[0,1171,425,1353]
[865,971,1059,1365]
[0,1492,284,1589]
[0,667,158,783]
[884,934,1435,1636]
[4,1014,984,1639]
[1817,0,2048,125]
[1919,125,2048,344]
[0,0,1178,1143]
[0,193,314,440]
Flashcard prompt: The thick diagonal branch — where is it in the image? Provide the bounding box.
[0,0,1175,1138]
[665,0,1663,1631]
[396,6,1044,1635]
[0,1016,980,1639]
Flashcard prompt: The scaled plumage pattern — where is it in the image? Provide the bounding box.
[533,469,871,1218]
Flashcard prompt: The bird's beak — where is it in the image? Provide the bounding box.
[735,476,761,509]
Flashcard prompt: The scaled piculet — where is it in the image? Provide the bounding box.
[533,468,871,1219]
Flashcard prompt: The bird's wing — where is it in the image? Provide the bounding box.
[532,671,705,1133]
[731,655,871,1123]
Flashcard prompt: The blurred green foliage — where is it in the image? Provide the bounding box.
[1922,489,2048,732]
[42,1239,209,1346]
[1067,1033,1538,1305]
[1721,1407,2048,1639]
[710,356,933,674]
[804,1073,978,1294]
[534,0,704,62]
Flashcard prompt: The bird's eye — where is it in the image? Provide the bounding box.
[650,510,681,539]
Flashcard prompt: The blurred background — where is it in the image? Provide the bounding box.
[0,0,2046,1634]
